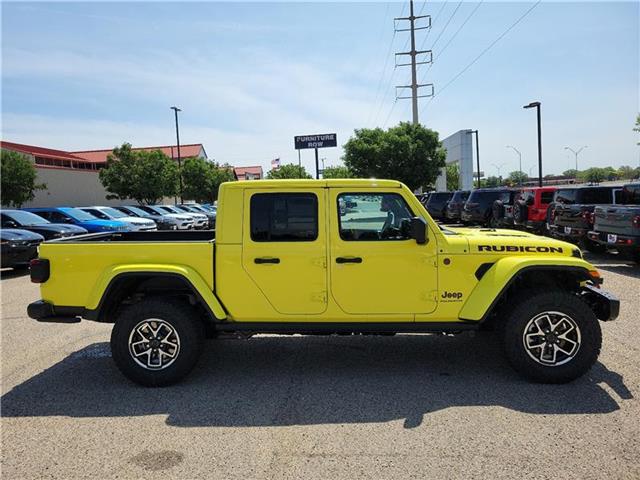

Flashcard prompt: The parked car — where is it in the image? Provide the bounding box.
[511,187,557,233]
[1,229,44,269]
[136,205,194,230]
[156,205,208,229]
[461,188,509,227]
[425,191,453,221]
[24,207,132,233]
[114,205,181,231]
[490,189,519,227]
[548,186,622,252]
[1,209,88,239]
[587,183,640,261]
[78,206,157,231]
[444,190,470,222]
[28,178,618,386]
[177,204,216,229]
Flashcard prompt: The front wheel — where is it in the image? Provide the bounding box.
[111,298,205,387]
[501,290,601,383]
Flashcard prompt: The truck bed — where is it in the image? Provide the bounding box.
[47,230,215,243]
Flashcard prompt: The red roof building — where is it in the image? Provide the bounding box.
[0,140,99,171]
[234,166,264,180]
[72,144,207,164]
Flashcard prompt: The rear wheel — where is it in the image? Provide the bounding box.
[501,290,601,383]
[111,298,205,387]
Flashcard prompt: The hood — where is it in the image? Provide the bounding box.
[120,216,155,225]
[164,213,193,221]
[1,229,45,242]
[447,227,578,257]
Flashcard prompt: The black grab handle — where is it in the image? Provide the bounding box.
[336,257,363,264]
[254,257,280,264]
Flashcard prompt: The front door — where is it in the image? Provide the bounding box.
[329,190,438,315]
[241,189,328,315]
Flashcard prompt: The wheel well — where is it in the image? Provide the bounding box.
[91,273,216,325]
[480,267,590,330]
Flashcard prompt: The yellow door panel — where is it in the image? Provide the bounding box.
[329,189,438,315]
[241,189,328,315]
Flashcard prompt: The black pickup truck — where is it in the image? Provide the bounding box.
[587,183,640,261]
[549,185,622,253]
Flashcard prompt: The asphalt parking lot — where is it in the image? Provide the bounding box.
[1,253,639,479]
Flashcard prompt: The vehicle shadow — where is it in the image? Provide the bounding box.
[1,334,632,429]
[0,267,30,280]
[584,252,640,279]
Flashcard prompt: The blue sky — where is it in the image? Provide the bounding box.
[2,1,638,177]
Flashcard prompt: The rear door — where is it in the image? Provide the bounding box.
[241,189,328,315]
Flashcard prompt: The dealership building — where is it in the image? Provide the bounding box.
[1,140,263,207]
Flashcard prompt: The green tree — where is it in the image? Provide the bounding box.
[484,176,501,188]
[617,165,636,179]
[322,165,354,179]
[563,169,579,178]
[266,164,312,179]
[342,122,446,191]
[182,157,235,203]
[579,167,606,184]
[507,170,528,186]
[634,114,640,145]
[446,163,459,191]
[99,143,178,204]
[1,149,46,207]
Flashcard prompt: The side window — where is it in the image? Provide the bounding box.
[338,193,414,241]
[540,191,554,205]
[49,211,70,223]
[250,193,318,242]
[87,209,107,219]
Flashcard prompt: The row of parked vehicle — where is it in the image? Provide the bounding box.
[1,203,217,269]
[419,182,640,261]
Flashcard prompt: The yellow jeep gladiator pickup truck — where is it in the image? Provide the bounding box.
[28,179,619,386]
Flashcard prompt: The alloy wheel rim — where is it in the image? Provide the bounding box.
[522,311,581,366]
[128,319,181,370]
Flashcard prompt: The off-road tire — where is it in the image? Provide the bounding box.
[111,298,205,387]
[501,290,601,383]
[513,200,528,224]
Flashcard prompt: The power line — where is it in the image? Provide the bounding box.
[418,0,484,84]
[367,3,395,125]
[425,0,464,52]
[422,0,542,112]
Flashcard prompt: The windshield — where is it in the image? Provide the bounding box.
[160,205,180,214]
[6,210,51,225]
[126,206,150,217]
[101,207,128,219]
[62,208,99,221]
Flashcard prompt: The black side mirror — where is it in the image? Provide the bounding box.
[410,217,428,244]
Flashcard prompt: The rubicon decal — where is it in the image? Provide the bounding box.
[478,245,563,253]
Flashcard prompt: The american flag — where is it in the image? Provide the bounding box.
[271,158,280,170]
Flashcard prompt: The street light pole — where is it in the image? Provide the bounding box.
[506,145,522,185]
[468,130,480,188]
[170,106,183,203]
[523,101,542,187]
[491,162,507,185]
[564,145,587,172]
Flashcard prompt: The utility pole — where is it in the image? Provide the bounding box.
[170,106,183,203]
[395,1,433,124]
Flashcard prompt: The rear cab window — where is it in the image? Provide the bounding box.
[250,193,318,242]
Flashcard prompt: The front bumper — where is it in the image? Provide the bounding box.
[580,285,620,322]
[1,245,38,267]
[27,300,82,323]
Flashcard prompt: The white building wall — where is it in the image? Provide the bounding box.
[437,129,474,191]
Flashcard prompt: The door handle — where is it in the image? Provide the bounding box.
[254,257,280,264]
[336,257,362,264]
